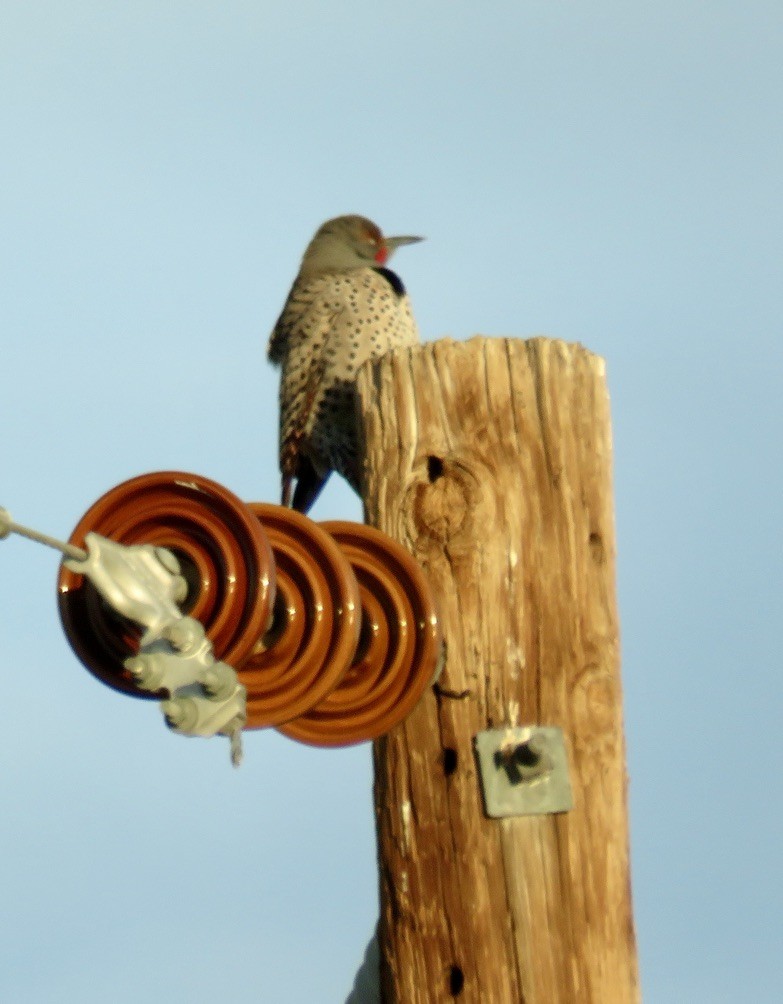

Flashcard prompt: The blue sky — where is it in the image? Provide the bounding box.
[1,3,781,1000]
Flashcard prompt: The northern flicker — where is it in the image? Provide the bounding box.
[267,215,422,513]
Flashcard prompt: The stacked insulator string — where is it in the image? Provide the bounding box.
[57,472,441,747]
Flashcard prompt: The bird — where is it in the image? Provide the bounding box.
[267,215,423,513]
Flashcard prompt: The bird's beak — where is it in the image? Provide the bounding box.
[383,235,425,252]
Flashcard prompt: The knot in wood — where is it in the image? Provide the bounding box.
[571,663,620,780]
[405,456,491,549]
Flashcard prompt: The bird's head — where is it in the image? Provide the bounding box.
[299,215,423,275]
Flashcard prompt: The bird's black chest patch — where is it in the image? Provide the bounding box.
[373,267,406,297]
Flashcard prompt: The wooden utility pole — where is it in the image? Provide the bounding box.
[356,337,639,1003]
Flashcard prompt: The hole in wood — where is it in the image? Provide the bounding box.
[443,748,458,775]
[427,455,444,482]
[449,965,464,996]
[589,531,605,564]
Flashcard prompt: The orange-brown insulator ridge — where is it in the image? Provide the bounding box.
[57,472,275,697]
[240,503,361,728]
[278,521,442,747]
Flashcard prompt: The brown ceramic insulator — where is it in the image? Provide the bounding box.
[57,472,275,697]
[240,503,362,728]
[278,521,442,747]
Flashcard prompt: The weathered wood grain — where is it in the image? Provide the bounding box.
[356,337,639,1004]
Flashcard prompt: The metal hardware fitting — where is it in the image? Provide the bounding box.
[474,726,573,818]
[1,509,246,765]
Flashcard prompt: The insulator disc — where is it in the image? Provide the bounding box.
[241,503,361,728]
[278,521,442,747]
[57,472,275,697]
